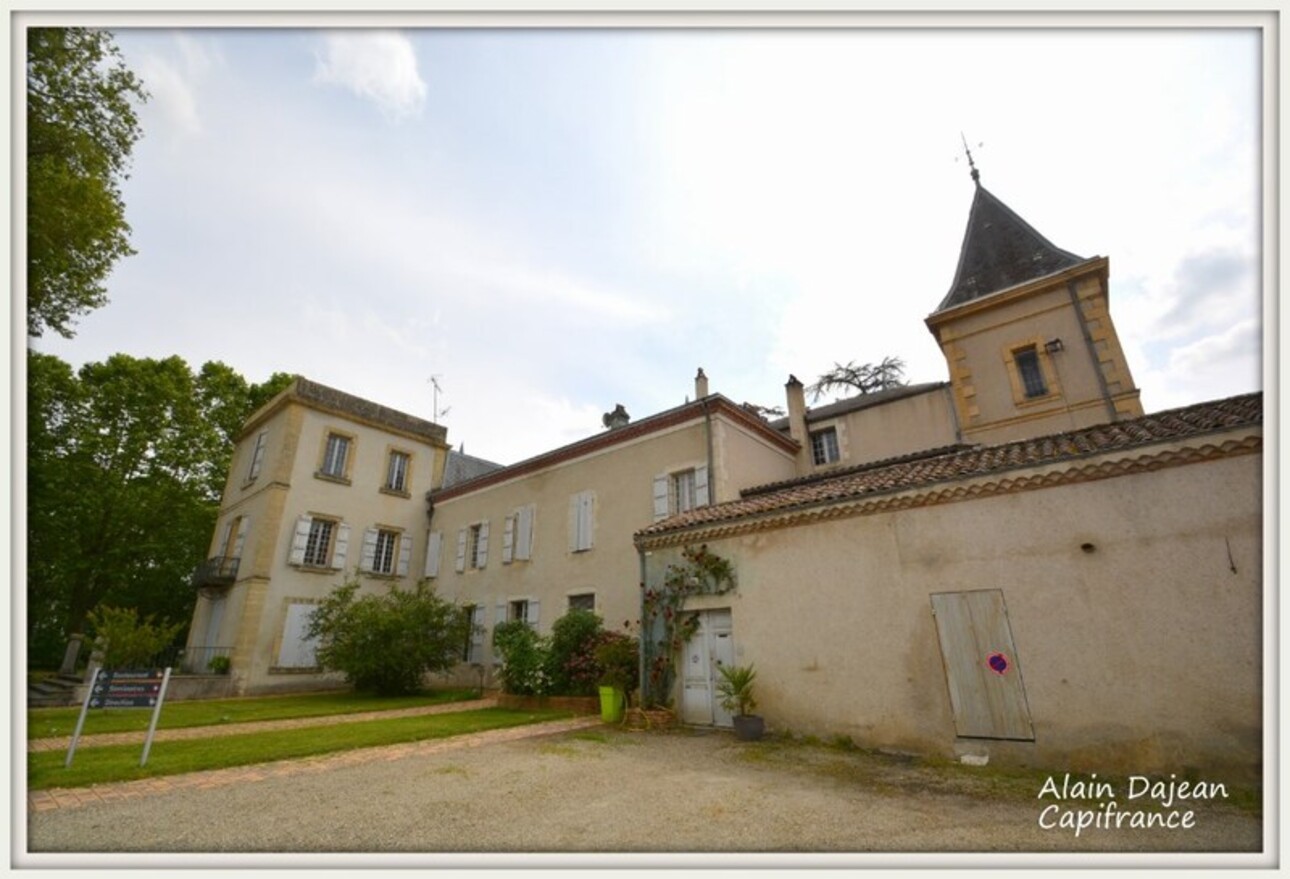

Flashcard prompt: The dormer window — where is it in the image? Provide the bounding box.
[810,427,840,466]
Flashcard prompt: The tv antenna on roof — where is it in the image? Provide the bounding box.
[428,375,451,422]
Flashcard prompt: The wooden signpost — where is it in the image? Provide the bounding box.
[65,667,172,767]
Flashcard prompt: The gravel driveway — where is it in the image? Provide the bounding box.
[25,723,1264,865]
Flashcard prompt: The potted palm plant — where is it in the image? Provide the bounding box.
[717,663,764,741]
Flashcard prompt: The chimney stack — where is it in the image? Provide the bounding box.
[695,367,709,400]
[785,375,810,470]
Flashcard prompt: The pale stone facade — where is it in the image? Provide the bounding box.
[187,172,1261,777]
[187,378,449,695]
[426,391,798,689]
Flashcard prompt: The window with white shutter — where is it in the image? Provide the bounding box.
[456,529,468,573]
[396,533,411,577]
[362,528,402,575]
[331,523,350,570]
[516,504,535,560]
[474,521,490,568]
[305,519,336,567]
[652,474,669,522]
[424,530,443,578]
[502,514,516,564]
[293,515,346,569]
[694,464,710,506]
[507,599,540,629]
[288,516,312,566]
[462,604,487,663]
[570,491,594,552]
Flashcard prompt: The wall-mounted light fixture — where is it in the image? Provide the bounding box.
[1045,338,1065,354]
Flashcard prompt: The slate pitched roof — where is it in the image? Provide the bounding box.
[936,183,1087,312]
[636,392,1262,540]
[442,448,505,489]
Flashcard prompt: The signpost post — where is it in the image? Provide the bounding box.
[65,667,172,768]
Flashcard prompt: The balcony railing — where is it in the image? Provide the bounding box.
[191,555,240,590]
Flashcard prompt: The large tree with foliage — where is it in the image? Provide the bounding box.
[27,27,147,338]
[26,351,292,665]
[807,355,908,402]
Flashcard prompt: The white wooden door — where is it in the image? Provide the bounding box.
[680,609,734,727]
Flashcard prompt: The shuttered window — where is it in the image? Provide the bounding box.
[570,491,594,552]
[515,504,535,560]
[303,519,334,567]
[363,528,401,575]
[289,515,348,570]
[424,530,443,578]
[653,465,710,522]
[247,430,268,480]
[502,514,516,564]
[462,605,486,663]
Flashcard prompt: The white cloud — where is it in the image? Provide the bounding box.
[313,31,426,121]
[134,52,202,137]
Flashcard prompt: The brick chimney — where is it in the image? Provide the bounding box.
[695,367,709,400]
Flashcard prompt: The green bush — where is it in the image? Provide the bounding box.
[306,577,473,696]
[86,605,185,669]
[492,619,550,696]
[546,608,604,696]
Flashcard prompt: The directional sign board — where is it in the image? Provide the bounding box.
[67,667,172,767]
[89,669,166,709]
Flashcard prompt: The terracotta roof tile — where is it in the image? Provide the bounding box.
[637,392,1262,539]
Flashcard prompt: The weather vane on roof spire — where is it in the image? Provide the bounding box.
[960,132,981,185]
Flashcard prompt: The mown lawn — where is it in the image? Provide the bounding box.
[30,707,570,791]
[28,688,480,740]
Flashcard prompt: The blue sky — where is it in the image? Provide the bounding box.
[31,22,1265,465]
